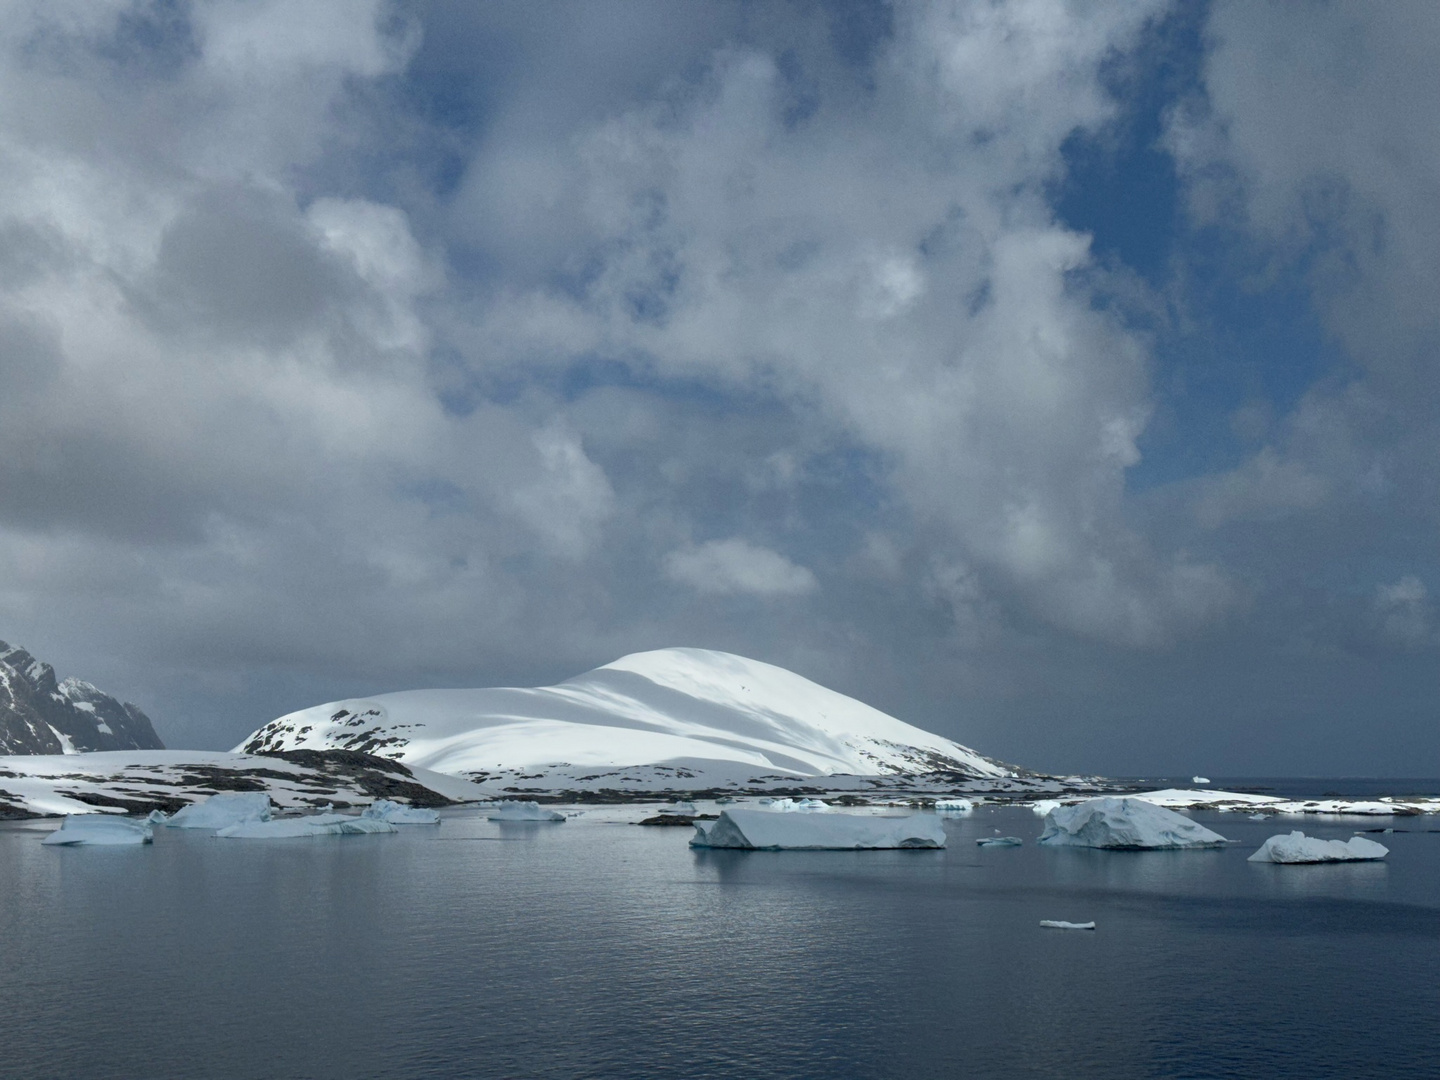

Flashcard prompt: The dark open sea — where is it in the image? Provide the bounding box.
[3,793,1438,1080]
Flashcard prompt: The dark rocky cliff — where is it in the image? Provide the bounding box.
[0,640,163,754]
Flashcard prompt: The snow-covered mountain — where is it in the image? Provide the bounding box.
[0,640,164,755]
[238,648,1016,783]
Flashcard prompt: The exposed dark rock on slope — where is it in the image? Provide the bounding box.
[0,640,164,754]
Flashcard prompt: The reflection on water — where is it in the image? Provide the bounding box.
[1,806,1437,1080]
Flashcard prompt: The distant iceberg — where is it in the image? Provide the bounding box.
[976,836,1022,847]
[690,808,945,850]
[1247,831,1388,864]
[1040,920,1095,930]
[487,800,565,822]
[362,799,440,824]
[1192,776,1211,785]
[934,798,975,814]
[42,815,153,846]
[164,792,272,830]
[1038,797,1227,850]
[757,797,829,812]
[215,813,397,839]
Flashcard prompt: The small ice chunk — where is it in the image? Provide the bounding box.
[690,809,945,850]
[1192,776,1211,785]
[669,801,698,814]
[1030,799,1063,817]
[487,800,566,822]
[216,813,397,839]
[934,798,974,814]
[362,799,441,824]
[1248,813,1268,821]
[166,792,272,830]
[976,836,1023,847]
[1040,920,1095,930]
[1247,831,1388,864]
[42,815,153,846]
[146,809,171,824]
[1038,797,1228,850]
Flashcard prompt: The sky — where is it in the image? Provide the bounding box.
[0,0,1436,777]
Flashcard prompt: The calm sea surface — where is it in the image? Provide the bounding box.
[2,796,1438,1080]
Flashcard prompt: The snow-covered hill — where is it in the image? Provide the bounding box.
[238,648,1016,785]
[0,640,164,755]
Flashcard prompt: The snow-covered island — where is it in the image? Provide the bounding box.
[236,647,1070,800]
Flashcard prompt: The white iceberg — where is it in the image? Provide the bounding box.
[756,797,830,812]
[1247,831,1388,864]
[1040,920,1095,930]
[165,791,272,830]
[690,808,945,850]
[1192,776,1211,785]
[1038,797,1227,850]
[934,798,974,814]
[1030,799,1064,817]
[215,812,397,838]
[361,799,441,824]
[976,836,1023,847]
[487,800,566,822]
[42,815,153,846]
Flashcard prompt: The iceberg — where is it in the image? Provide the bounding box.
[976,836,1022,847]
[934,798,974,814]
[1192,776,1211,785]
[690,808,945,850]
[1030,799,1063,817]
[42,815,153,846]
[487,800,566,822]
[1040,920,1095,930]
[165,791,272,830]
[756,797,829,812]
[361,799,441,824]
[215,813,397,839]
[1038,797,1227,850]
[1247,831,1389,864]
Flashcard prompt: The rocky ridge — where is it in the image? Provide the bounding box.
[0,640,164,755]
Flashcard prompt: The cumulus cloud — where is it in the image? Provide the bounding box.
[663,539,818,598]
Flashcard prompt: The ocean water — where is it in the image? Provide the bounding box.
[2,802,1438,1080]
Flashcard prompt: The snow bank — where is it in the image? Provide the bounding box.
[487,800,565,822]
[215,813,397,839]
[42,815,153,846]
[1247,831,1389,864]
[1038,797,1227,850]
[361,799,441,824]
[165,792,272,830]
[690,808,945,850]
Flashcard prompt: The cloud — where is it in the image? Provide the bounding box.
[664,539,818,597]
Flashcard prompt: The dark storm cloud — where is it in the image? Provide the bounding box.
[0,0,1434,774]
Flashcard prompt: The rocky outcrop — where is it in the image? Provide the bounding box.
[0,640,164,754]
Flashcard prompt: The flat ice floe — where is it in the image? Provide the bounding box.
[215,813,397,839]
[1040,920,1095,930]
[487,800,565,822]
[163,792,272,829]
[976,836,1022,847]
[690,808,945,850]
[1247,831,1389,863]
[1039,797,1227,850]
[362,799,441,824]
[42,815,153,846]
